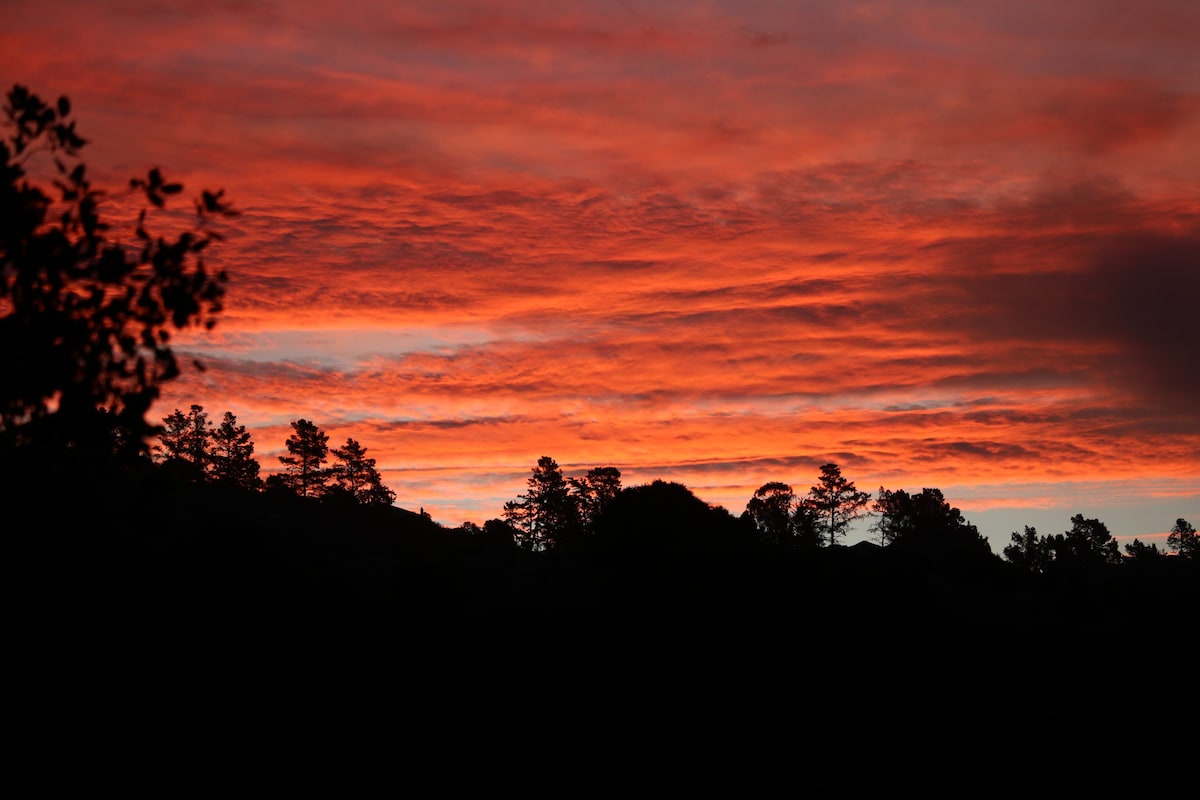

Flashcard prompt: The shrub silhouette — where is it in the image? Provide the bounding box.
[592,480,746,555]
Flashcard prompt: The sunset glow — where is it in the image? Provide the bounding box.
[4,0,1197,550]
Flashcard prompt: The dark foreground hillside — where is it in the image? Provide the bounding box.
[9,466,1195,775]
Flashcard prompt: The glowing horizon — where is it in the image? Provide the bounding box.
[4,0,1197,551]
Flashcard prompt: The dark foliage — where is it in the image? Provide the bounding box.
[503,455,582,550]
[210,410,262,491]
[1167,518,1197,558]
[1,84,235,460]
[570,465,623,530]
[11,456,1196,778]
[873,486,993,562]
[278,418,330,497]
[329,437,395,506]
[591,479,749,555]
[743,481,822,549]
[803,463,872,546]
[158,403,211,472]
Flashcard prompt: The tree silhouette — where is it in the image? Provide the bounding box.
[210,411,261,492]
[1166,518,1196,558]
[278,419,329,498]
[1123,539,1162,560]
[792,502,821,549]
[1005,517,1124,573]
[330,437,395,506]
[570,466,622,532]
[0,84,235,457]
[1003,526,1052,574]
[158,404,212,468]
[593,480,745,554]
[1058,513,1121,567]
[803,463,871,547]
[743,481,819,548]
[503,456,580,550]
[872,486,990,557]
[480,518,518,550]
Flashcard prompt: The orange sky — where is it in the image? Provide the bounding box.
[4,1,1198,551]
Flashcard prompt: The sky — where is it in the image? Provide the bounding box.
[4,0,1198,553]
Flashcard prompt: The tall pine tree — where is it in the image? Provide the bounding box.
[158,404,212,471]
[504,456,580,550]
[803,463,871,547]
[1167,518,1196,559]
[330,437,394,506]
[278,418,329,498]
[210,411,261,491]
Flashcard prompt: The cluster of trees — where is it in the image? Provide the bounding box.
[497,457,1197,568]
[733,464,992,559]
[155,406,395,506]
[159,404,261,490]
[742,469,1195,567]
[500,456,623,550]
[494,458,977,554]
[1004,516,1197,571]
[742,463,872,548]
[271,418,396,506]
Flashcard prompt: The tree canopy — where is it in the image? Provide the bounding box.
[329,437,395,506]
[1,84,235,458]
[803,463,872,547]
[159,405,211,468]
[1167,518,1196,558]
[210,411,261,492]
[743,482,821,549]
[504,456,580,550]
[592,479,745,555]
[278,419,330,498]
[570,466,623,531]
[1003,514,1126,573]
[872,486,991,561]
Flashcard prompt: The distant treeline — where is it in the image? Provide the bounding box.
[138,403,1200,573]
[153,404,395,506]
